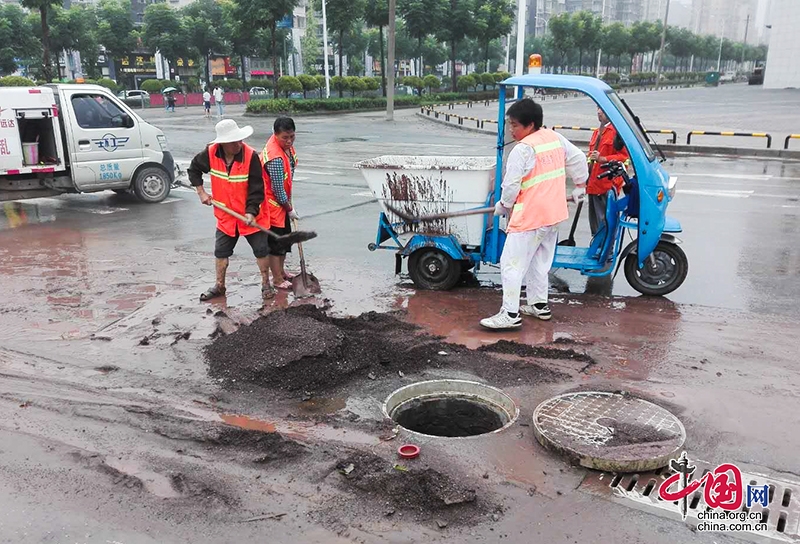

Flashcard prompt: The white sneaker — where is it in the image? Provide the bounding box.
[480,310,522,330]
[520,303,552,321]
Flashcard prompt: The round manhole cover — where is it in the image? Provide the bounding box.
[532,392,685,472]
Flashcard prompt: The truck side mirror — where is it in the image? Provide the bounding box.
[122,114,134,128]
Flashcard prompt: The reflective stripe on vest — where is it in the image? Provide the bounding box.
[507,129,569,233]
[209,143,261,237]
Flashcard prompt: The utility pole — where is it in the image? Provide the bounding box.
[655,0,670,88]
[716,19,724,73]
[514,0,526,76]
[386,0,396,120]
[322,0,331,98]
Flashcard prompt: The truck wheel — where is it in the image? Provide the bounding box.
[133,167,170,203]
[624,241,688,296]
[408,249,462,291]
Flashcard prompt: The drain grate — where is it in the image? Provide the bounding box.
[532,392,685,472]
[580,461,800,543]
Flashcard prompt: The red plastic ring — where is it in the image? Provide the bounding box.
[398,444,420,459]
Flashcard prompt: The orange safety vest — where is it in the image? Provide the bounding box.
[209,143,265,237]
[506,129,568,233]
[262,135,298,228]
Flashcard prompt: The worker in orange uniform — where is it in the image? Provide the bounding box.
[481,99,589,330]
[188,120,273,303]
[262,117,300,290]
[587,107,630,235]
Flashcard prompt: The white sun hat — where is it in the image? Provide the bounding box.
[212,119,254,144]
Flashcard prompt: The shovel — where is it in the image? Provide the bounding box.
[177,181,317,246]
[290,218,321,297]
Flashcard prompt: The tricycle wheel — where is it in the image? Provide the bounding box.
[367,243,377,252]
[624,241,688,296]
[408,249,462,291]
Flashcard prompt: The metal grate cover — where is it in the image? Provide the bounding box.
[580,461,800,543]
[532,391,686,472]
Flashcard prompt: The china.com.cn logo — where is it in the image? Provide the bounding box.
[658,452,769,521]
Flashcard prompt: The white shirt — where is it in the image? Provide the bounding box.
[202,91,211,102]
[500,132,589,208]
[213,88,223,102]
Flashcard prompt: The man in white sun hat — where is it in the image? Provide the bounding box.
[188,119,273,303]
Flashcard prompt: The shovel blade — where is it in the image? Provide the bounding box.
[292,272,321,298]
[557,239,576,247]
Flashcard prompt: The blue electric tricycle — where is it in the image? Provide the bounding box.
[358,74,687,296]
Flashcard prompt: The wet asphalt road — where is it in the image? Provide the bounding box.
[1,92,800,543]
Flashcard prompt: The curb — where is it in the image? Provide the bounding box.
[415,114,800,160]
[244,103,424,117]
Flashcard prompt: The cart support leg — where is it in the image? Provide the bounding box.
[395,254,402,275]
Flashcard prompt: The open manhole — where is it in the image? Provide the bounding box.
[532,391,686,472]
[383,380,519,438]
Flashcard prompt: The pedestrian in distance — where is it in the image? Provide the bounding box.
[587,107,630,236]
[166,92,176,112]
[187,119,275,304]
[481,99,589,330]
[203,89,212,119]
[262,117,300,290]
[213,85,225,118]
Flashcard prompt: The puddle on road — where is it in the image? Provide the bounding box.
[220,414,277,433]
[296,397,347,414]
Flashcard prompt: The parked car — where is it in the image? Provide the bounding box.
[248,86,269,96]
[719,72,735,83]
[117,89,150,107]
[748,66,765,85]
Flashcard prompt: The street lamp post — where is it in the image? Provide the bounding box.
[386,0,396,120]
[514,0,526,76]
[321,0,331,98]
[596,0,607,77]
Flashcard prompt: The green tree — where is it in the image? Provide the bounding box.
[473,0,514,73]
[331,74,349,95]
[548,13,574,72]
[318,0,366,85]
[143,3,189,79]
[601,22,628,73]
[96,0,136,82]
[571,10,601,74]
[423,74,440,93]
[399,0,445,75]
[182,0,227,87]
[363,75,381,92]
[235,0,297,98]
[666,26,693,72]
[301,4,321,75]
[364,0,388,95]
[0,5,39,75]
[277,75,302,96]
[297,74,316,97]
[437,0,475,91]
[19,0,63,81]
[314,74,327,94]
[346,75,366,95]
[220,0,258,86]
[457,74,475,91]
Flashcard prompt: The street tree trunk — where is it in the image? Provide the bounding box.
[379,25,386,97]
[240,54,247,86]
[578,49,583,74]
[41,7,51,82]
[271,22,279,99]
[204,53,211,87]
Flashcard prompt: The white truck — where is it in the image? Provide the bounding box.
[0,84,175,203]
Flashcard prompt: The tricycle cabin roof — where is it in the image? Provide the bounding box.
[500,74,614,93]
[355,156,495,171]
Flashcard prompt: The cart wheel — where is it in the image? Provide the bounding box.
[624,241,688,296]
[408,249,462,291]
[368,243,378,252]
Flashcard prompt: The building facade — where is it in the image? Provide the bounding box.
[691,0,757,41]
[762,0,800,88]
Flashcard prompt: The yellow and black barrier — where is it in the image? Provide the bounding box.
[784,134,800,150]
[644,129,678,144]
[551,125,597,132]
[687,130,773,148]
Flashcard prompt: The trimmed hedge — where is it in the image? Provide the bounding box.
[245,89,513,114]
[0,75,36,86]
